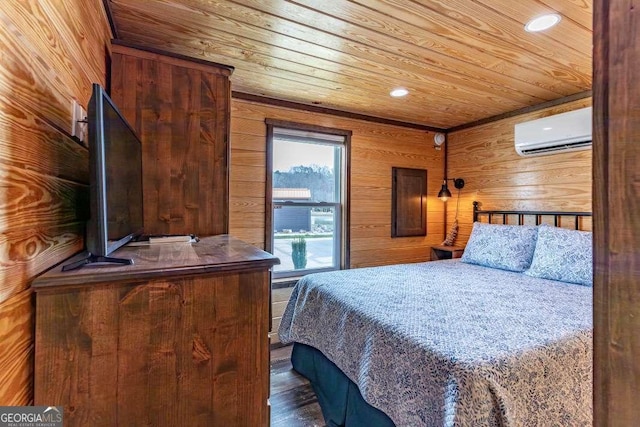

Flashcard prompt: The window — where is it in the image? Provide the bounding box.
[265,120,351,279]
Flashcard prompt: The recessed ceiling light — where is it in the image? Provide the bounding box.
[525,14,561,32]
[390,87,409,97]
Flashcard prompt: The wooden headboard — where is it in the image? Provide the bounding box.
[472,201,592,231]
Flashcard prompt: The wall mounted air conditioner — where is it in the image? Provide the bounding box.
[514,106,592,157]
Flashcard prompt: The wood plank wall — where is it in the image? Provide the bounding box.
[0,0,111,404]
[447,98,593,246]
[230,99,445,268]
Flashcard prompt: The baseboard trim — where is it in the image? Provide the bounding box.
[272,279,298,289]
[270,341,292,351]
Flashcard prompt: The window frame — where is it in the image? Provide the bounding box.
[265,119,351,279]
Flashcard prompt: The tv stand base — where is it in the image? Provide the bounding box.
[62,253,133,272]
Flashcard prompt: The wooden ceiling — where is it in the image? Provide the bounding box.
[106,0,592,129]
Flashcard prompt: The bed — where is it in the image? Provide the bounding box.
[278,203,593,427]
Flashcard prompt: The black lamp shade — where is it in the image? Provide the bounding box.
[438,182,452,201]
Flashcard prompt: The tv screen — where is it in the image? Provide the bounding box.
[86,83,144,258]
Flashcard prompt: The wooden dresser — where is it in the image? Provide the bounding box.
[33,235,279,427]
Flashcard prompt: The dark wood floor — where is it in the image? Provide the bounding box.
[271,345,326,427]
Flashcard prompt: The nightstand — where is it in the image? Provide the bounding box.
[430,245,465,260]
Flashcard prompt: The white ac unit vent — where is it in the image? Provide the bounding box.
[514,106,592,157]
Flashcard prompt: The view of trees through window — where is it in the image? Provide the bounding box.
[273,165,335,203]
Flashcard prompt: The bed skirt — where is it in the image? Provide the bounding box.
[291,342,395,427]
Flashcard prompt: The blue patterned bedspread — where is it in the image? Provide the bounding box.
[279,260,592,426]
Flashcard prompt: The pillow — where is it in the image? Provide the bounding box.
[524,226,593,286]
[461,222,538,272]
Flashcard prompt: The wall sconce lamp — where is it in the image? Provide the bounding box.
[438,178,465,202]
[440,178,465,246]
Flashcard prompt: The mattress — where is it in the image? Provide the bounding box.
[279,259,592,426]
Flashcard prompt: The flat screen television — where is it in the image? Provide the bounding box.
[63,83,144,271]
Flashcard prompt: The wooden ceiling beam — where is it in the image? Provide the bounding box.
[232,92,447,133]
[448,90,592,132]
